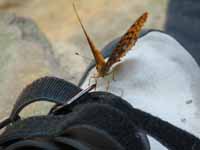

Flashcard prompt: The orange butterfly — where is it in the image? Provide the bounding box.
[73,3,148,78]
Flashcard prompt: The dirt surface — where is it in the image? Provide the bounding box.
[0,0,168,82]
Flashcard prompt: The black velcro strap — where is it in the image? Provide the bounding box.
[9,76,81,121]
[5,140,60,150]
[64,92,200,150]
[66,103,149,150]
[0,103,149,150]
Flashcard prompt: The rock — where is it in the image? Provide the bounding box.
[0,13,60,118]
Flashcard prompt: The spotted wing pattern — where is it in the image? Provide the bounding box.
[103,12,148,73]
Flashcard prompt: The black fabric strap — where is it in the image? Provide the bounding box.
[0,103,149,150]
[0,76,149,150]
[58,92,200,150]
[7,76,81,122]
[1,77,200,150]
[5,140,60,150]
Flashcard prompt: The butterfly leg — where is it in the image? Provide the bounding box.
[94,77,98,91]
[112,70,116,81]
[88,73,96,86]
[89,73,99,90]
[105,80,110,91]
[88,76,93,86]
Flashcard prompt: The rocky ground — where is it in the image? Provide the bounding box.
[0,0,168,118]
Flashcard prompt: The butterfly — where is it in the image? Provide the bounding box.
[73,3,148,78]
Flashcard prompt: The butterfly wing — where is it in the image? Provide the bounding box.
[73,3,106,75]
[103,12,148,73]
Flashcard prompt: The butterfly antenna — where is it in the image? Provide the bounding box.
[73,3,105,67]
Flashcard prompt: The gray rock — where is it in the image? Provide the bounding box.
[0,13,60,118]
